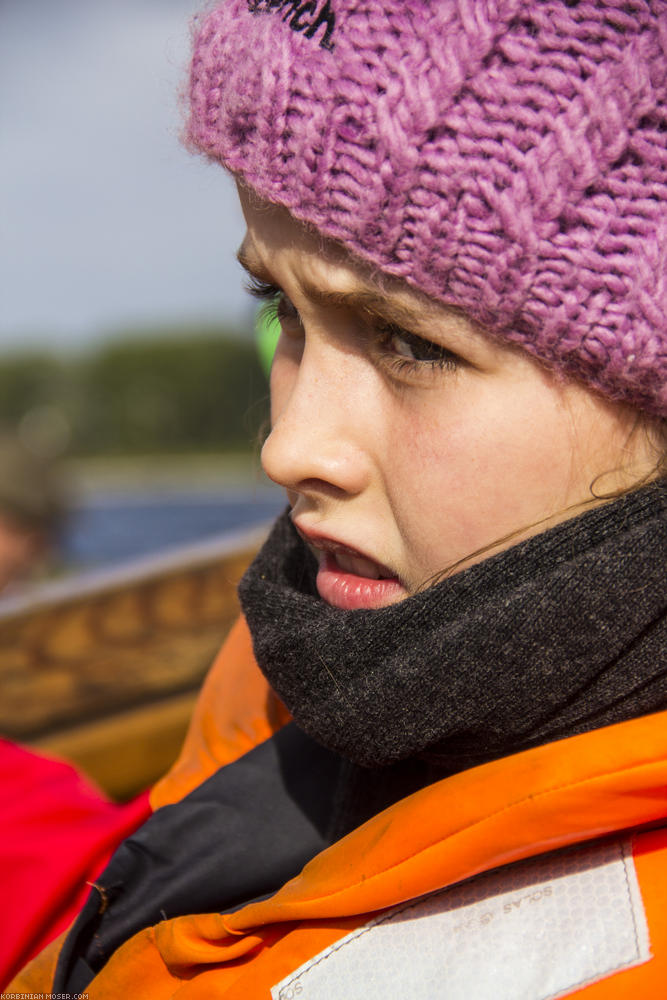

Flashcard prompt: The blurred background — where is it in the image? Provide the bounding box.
[0,0,284,589]
[0,1,289,897]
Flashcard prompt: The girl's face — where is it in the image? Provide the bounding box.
[240,191,655,611]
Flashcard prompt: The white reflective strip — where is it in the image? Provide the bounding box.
[272,839,650,1000]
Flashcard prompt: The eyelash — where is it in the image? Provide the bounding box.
[244,275,459,375]
[244,275,297,326]
[375,323,459,374]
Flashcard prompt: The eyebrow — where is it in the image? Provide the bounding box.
[236,241,425,331]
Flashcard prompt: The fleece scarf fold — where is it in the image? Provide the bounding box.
[239,483,667,770]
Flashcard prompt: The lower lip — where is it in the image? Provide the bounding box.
[316,553,407,610]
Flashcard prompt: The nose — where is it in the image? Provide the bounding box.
[261,337,373,499]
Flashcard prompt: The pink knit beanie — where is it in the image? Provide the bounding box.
[188,0,667,417]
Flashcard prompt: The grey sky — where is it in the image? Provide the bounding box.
[1,0,252,351]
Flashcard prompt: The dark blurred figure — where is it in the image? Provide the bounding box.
[0,430,67,592]
[0,428,151,987]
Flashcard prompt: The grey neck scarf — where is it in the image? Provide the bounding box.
[239,483,667,771]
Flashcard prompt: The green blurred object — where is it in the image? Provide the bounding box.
[256,307,281,378]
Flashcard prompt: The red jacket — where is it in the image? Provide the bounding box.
[0,739,150,987]
[12,617,667,997]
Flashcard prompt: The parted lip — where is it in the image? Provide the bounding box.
[292,521,397,578]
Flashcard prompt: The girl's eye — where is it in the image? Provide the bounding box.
[244,275,459,375]
[378,323,459,374]
[244,275,302,331]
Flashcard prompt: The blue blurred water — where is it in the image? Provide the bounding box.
[61,489,285,570]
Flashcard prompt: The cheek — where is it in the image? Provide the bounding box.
[385,389,578,573]
[381,407,481,567]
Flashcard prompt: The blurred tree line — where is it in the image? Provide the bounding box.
[0,326,269,456]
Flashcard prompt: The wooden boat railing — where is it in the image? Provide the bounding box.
[0,523,269,800]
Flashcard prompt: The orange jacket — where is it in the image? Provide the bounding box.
[13,616,667,998]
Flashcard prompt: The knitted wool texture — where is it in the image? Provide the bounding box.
[188,0,667,417]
